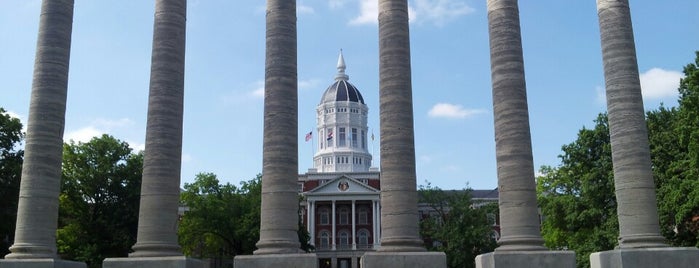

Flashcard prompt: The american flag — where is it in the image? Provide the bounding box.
[305,131,312,142]
[327,129,333,140]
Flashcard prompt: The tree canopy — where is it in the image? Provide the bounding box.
[0,108,24,257]
[418,182,497,268]
[537,51,699,268]
[57,134,143,267]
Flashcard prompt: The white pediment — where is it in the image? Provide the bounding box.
[306,175,379,195]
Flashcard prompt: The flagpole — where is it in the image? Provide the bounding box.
[310,129,315,169]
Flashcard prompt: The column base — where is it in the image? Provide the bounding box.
[0,259,86,268]
[590,247,699,268]
[103,256,205,268]
[234,253,317,268]
[361,251,446,268]
[475,250,575,268]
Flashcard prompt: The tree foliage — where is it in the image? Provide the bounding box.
[537,114,618,268]
[57,134,143,267]
[538,52,699,267]
[178,173,261,259]
[0,108,24,257]
[418,182,497,268]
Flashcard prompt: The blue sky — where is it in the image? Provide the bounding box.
[1,0,697,190]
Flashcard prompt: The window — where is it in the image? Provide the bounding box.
[319,231,330,248]
[361,130,366,149]
[358,207,368,224]
[298,183,304,192]
[339,207,349,225]
[357,229,370,247]
[339,128,346,147]
[338,230,349,247]
[320,208,330,225]
[327,128,333,147]
[351,128,358,147]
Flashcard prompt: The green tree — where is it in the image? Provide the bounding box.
[537,114,618,268]
[651,51,699,247]
[418,183,497,268]
[57,134,142,267]
[178,173,261,259]
[0,108,24,257]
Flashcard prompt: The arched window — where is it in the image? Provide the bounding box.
[319,208,329,225]
[358,207,368,224]
[319,230,330,249]
[338,230,349,248]
[357,229,370,248]
[339,207,349,225]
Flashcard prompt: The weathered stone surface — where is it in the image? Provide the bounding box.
[0,259,86,268]
[476,251,575,268]
[361,252,446,268]
[103,256,205,268]
[485,0,545,251]
[595,0,666,248]
[234,253,317,268]
[590,247,699,268]
[129,0,188,257]
[252,0,302,255]
[5,0,75,261]
[376,0,424,252]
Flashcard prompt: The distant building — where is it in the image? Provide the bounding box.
[298,52,499,268]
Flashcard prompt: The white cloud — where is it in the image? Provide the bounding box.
[298,4,314,15]
[250,80,265,99]
[329,0,347,9]
[64,126,104,143]
[94,117,134,129]
[428,103,485,119]
[412,0,475,26]
[349,0,378,25]
[595,85,606,106]
[640,68,683,100]
[349,0,473,26]
[3,110,27,134]
[181,153,193,163]
[127,140,146,152]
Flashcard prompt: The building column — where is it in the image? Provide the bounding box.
[332,200,337,250]
[352,200,356,250]
[103,1,205,267]
[589,1,699,266]
[129,0,188,258]
[372,200,378,248]
[309,200,315,246]
[475,1,575,267]
[2,1,84,267]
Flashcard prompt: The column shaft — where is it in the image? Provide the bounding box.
[486,0,545,251]
[595,0,666,248]
[130,0,187,257]
[6,0,74,259]
[377,0,424,252]
[253,0,300,254]
[352,200,356,250]
[332,200,337,250]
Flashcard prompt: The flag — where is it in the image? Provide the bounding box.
[305,131,312,142]
[327,129,333,141]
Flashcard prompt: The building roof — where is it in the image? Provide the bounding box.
[319,51,365,104]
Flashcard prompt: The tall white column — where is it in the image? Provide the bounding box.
[332,200,336,250]
[352,200,356,250]
[2,1,80,267]
[309,200,315,246]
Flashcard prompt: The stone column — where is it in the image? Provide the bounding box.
[1,1,84,267]
[590,1,699,266]
[104,1,203,267]
[362,0,446,267]
[234,1,316,265]
[475,1,575,267]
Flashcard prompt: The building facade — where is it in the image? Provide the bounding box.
[299,52,380,268]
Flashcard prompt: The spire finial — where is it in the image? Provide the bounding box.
[335,49,349,81]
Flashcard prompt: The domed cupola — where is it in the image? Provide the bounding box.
[313,51,373,173]
[320,52,365,104]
